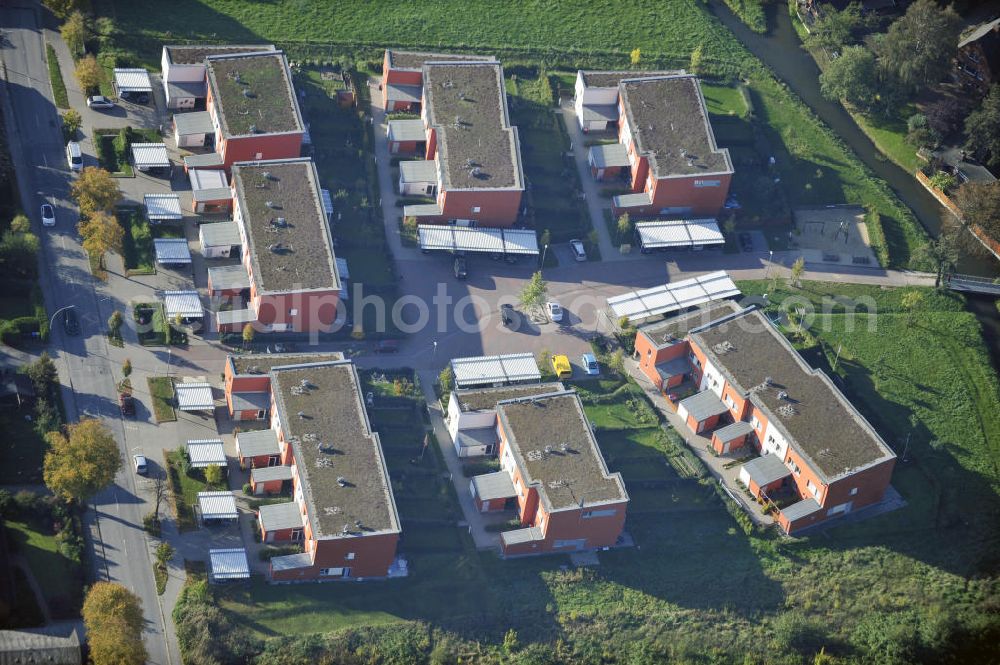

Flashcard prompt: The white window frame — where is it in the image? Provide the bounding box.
[582,508,617,519]
[471,206,481,214]
[346,552,355,561]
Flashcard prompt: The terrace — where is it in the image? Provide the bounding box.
[166,44,275,65]
[387,50,496,71]
[230,352,343,376]
[206,52,303,137]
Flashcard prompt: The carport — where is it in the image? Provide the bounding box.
[418,225,539,256]
[144,194,182,222]
[634,219,724,252]
[131,143,171,174]
[450,352,541,389]
[197,491,238,524]
[209,548,250,582]
[113,68,152,102]
[175,382,214,412]
[154,239,192,265]
[606,270,740,324]
[186,439,226,468]
[173,111,214,148]
[163,291,203,321]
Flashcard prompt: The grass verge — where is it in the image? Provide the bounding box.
[44,43,69,109]
[147,376,176,422]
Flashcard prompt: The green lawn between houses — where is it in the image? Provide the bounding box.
[5,520,84,619]
[210,283,999,662]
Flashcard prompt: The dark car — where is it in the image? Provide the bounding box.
[374,339,399,354]
[453,256,468,279]
[500,303,515,328]
[739,232,754,253]
[119,392,136,417]
[63,308,80,336]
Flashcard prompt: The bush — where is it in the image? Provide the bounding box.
[242,483,253,496]
[143,512,161,536]
[258,545,304,561]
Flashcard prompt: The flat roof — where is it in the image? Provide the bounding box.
[257,501,303,531]
[154,239,192,264]
[186,439,226,467]
[175,381,214,411]
[270,361,400,537]
[228,352,343,376]
[418,225,538,255]
[423,62,524,191]
[399,159,438,183]
[231,159,339,294]
[589,143,629,168]
[208,265,250,291]
[114,68,152,92]
[165,44,275,66]
[690,308,895,480]
[190,167,228,190]
[639,301,742,348]
[184,152,224,168]
[209,548,250,580]
[454,382,565,412]
[131,143,170,168]
[251,465,293,482]
[451,352,541,388]
[579,69,685,88]
[200,221,241,247]
[497,391,628,512]
[619,75,732,178]
[581,104,619,122]
[163,290,203,318]
[742,453,790,487]
[198,491,238,519]
[230,391,270,411]
[613,192,652,208]
[636,219,724,249]
[713,420,754,442]
[679,389,728,421]
[167,80,206,99]
[501,525,544,546]
[237,428,280,458]
[385,83,422,103]
[607,270,740,323]
[205,51,303,137]
[174,110,214,135]
[216,308,256,325]
[403,203,443,217]
[387,119,427,142]
[781,497,822,522]
[472,471,517,501]
[145,194,182,220]
[386,49,496,71]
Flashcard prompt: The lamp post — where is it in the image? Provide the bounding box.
[49,304,75,331]
[540,244,549,269]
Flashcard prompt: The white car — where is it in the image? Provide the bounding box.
[546,301,563,322]
[40,203,55,227]
[133,454,148,475]
[86,95,114,109]
[569,239,587,261]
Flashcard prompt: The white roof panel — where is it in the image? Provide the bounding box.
[176,382,214,411]
[198,491,238,520]
[189,167,228,191]
[418,225,538,255]
[163,290,203,317]
[635,219,723,249]
[501,229,539,255]
[451,352,541,388]
[144,194,182,220]
[131,143,170,168]
[114,68,152,92]
[685,219,724,245]
[186,439,226,468]
[209,548,250,580]
[153,238,192,264]
[607,271,740,323]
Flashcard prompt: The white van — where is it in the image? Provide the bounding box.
[66,141,82,172]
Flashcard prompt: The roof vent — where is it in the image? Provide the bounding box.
[262,171,273,180]
[544,445,553,454]
[559,443,569,452]
[242,88,255,99]
[336,476,348,487]
[297,410,305,419]
[354,519,363,528]
[777,391,789,401]
[341,523,350,534]
[299,378,312,389]
[275,217,287,227]
[249,124,258,134]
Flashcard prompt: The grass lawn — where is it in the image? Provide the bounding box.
[701,80,749,117]
[134,302,166,346]
[6,520,84,618]
[0,412,49,484]
[164,448,219,532]
[95,130,133,177]
[147,376,176,422]
[44,43,68,109]
[119,208,155,274]
[852,108,922,173]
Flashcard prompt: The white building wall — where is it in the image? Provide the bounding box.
[698,358,725,398]
[760,420,790,460]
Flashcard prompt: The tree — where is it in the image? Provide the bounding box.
[60,10,87,58]
[789,256,805,288]
[964,85,1000,169]
[74,54,102,93]
[928,171,956,192]
[689,43,704,75]
[155,542,175,566]
[83,582,146,665]
[122,357,132,379]
[630,48,641,66]
[23,352,58,396]
[924,97,966,141]
[78,211,124,269]
[819,46,879,111]
[44,419,122,501]
[9,214,31,234]
[438,365,453,395]
[62,108,82,139]
[915,230,959,288]
[204,464,223,487]
[108,310,123,336]
[876,0,961,92]
[805,1,865,51]
[616,212,632,243]
[955,181,1000,243]
[70,167,121,217]
[607,348,626,376]
[241,323,255,350]
[42,0,85,19]
[519,271,548,311]
[0,229,41,278]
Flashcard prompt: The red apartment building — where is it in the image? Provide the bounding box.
[182,51,305,172]
[381,49,496,111]
[635,304,896,534]
[213,158,341,334]
[575,72,733,219]
[464,389,629,556]
[956,18,1000,96]
[384,55,524,227]
[224,356,401,581]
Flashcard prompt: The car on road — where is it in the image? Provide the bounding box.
[500,303,515,327]
[66,141,82,172]
[133,454,148,475]
[551,354,572,379]
[569,239,587,261]
[453,256,468,279]
[739,232,754,253]
[581,353,600,376]
[374,339,399,353]
[546,301,563,322]
[40,202,55,227]
[119,392,136,417]
[86,95,114,109]
[62,308,79,336]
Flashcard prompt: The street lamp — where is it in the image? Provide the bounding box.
[540,244,549,268]
[432,339,438,357]
[49,304,75,330]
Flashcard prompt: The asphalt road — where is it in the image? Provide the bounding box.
[0,6,173,664]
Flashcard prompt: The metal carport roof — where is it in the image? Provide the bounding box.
[209,548,250,581]
[635,219,724,249]
[186,439,226,468]
[163,290,203,318]
[606,271,740,323]
[144,194,182,221]
[176,382,214,411]
[154,239,192,264]
[197,491,238,520]
[451,352,541,388]
[131,143,170,168]
[418,225,539,255]
[114,68,152,93]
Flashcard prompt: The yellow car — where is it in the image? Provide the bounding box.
[551,354,572,379]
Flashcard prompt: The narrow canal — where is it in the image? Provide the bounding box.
[709,0,999,277]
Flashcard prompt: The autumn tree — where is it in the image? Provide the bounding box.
[519,271,548,311]
[122,357,132,378]
[61,108,82,139]
[790,256,806,288]
[83,582,146,665]
[74,54,102,93]
[204,464,223,488]
[108,310,123,335]
[689,43,704,75]
[60,10,87,58]
[70,167,121,217]
[44,419,121,501]
[876,0,961,92]
[42,0,85,19]
[78,211,124,269]
[630,48,641,66]
[10,214,31,234]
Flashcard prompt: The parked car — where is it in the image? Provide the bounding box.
[86,95,114,109]
[40,202,55,227]
[739,232,754,253]
[119,392,136,417]
[546,301,563,322]
[62,308,79,336]
[453,256,468,279]
[569,239,587,261]
[500,303,515,328]
[133,454,148,475]
[66,141,82,171]
[374,339,399,354]
[551,354,572,379]
[581,353,600,376]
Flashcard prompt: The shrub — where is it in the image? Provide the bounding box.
[143,512,161,536]
[242,483,253,496]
